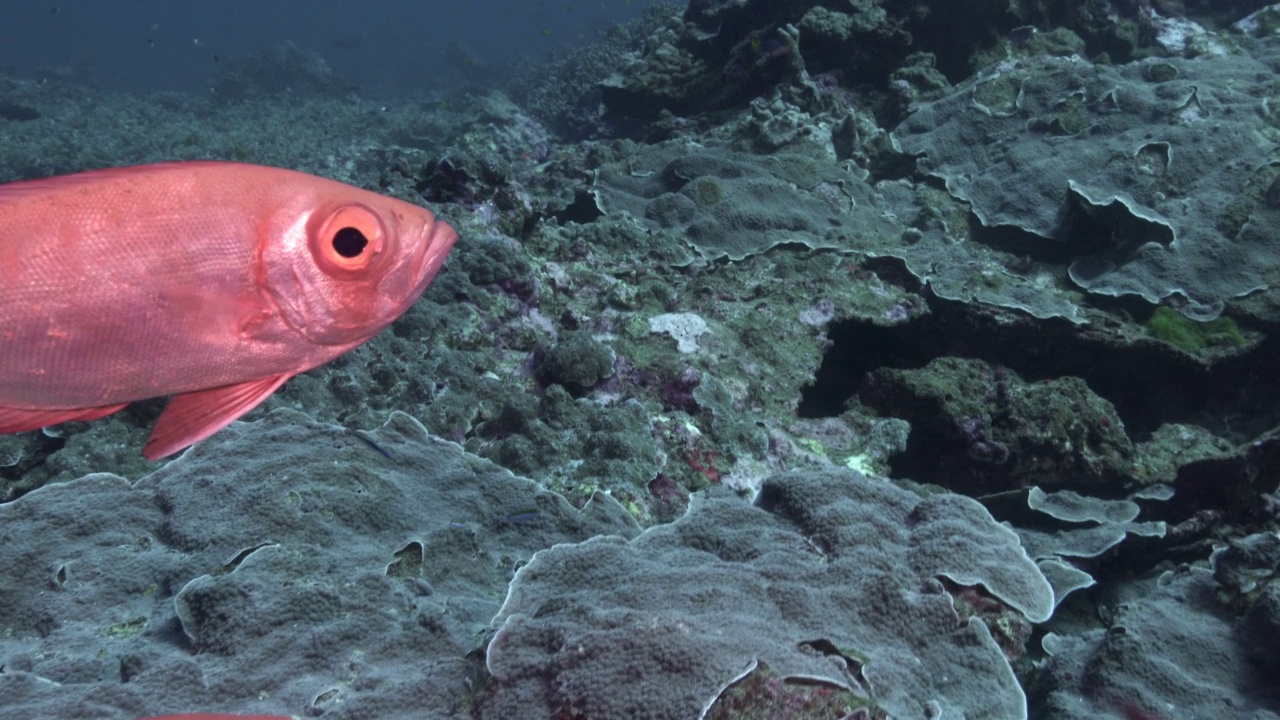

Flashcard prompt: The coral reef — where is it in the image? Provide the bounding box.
[4,2,1280,719]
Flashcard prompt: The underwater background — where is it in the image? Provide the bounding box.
[3,1,1280,719]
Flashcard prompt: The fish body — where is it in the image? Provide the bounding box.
[0,161,457,459]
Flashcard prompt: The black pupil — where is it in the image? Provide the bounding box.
[332,227,368,258]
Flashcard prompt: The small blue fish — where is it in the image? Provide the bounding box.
[503,509,541,525]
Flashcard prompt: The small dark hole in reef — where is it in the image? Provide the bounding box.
[798,320,931,418]
[797,301,1280,444]
[1058,190,1174,260]
[551,190,604,225]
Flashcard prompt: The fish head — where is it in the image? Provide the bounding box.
[262,191,457,348]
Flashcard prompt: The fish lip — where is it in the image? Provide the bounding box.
[406,218,458,302]
[374,212,457,312]
[373,215,456,314]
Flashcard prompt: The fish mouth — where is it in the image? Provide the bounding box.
[380,214,458,307]
[410,217,458,298]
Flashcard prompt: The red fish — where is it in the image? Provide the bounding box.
[0,161,457,459]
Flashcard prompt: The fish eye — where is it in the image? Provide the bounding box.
[332,227,368,258]
[310,203,387,277]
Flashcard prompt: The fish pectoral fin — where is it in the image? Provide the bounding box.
[0,403,129,434]
[143,375,292,461]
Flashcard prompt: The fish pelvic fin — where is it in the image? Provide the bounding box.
[143,374,291,460]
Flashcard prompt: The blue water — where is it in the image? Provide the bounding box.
[0,0,657,96]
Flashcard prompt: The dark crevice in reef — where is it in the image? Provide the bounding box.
[799,300,1280,445]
